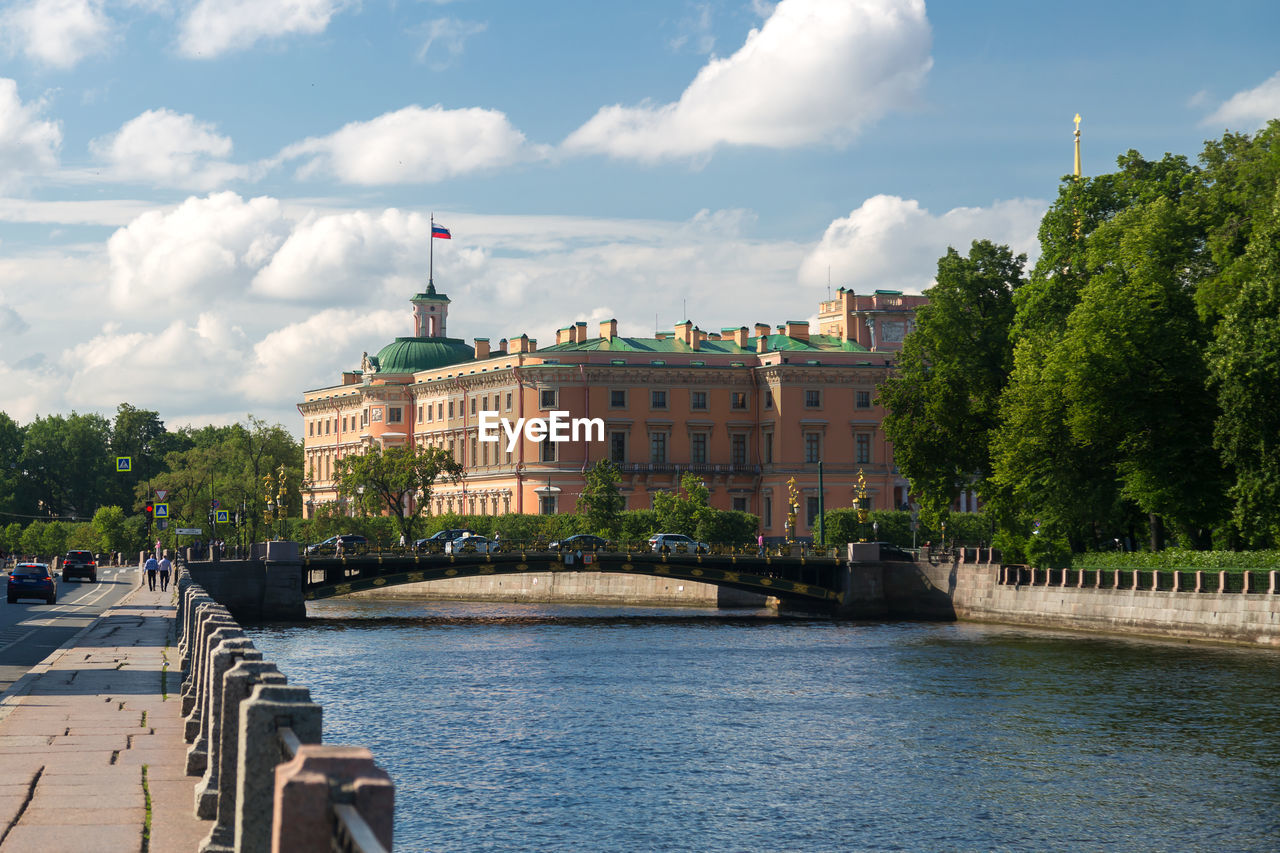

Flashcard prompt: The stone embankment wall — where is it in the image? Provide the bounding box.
[905,552,1280,646]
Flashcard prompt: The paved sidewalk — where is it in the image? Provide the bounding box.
[0,583,206,853]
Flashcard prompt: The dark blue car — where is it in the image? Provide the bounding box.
[7,563,57,604]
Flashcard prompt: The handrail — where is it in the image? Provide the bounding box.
[332,799,391,853]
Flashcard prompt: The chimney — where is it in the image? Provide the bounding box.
[675,320,693,345]
[757,335,769,354]
[575,322,587,343]
[733,326,749,348]
[498,338,509,354]
[600,319,618,339]
[556,327,574,345]
[513,334,531,353]
[691,332,701,352]
[754,323,770,339]
[785,320,810,342]
[474,338,490,359]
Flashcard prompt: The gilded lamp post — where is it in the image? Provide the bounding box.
[785,477,799,543]
[854,469,869,542]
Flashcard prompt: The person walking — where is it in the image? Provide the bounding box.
[157,550,173,592]
[757,532,765,557]
[143,553,159,591]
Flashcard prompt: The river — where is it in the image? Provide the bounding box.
[246,599,1280,852]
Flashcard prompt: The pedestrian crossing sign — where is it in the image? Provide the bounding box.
[116,457,132,472]
[216,510,229,523]
[154,503,169,519]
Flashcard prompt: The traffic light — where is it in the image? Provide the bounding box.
[144,501,154,518]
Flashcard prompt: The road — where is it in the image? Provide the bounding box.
[0,563,143,694]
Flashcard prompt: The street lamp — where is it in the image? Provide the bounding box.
[854,469,869,542]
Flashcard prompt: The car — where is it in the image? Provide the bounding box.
[8,563,57,604]
[305,534,368,555]
[648,533,709,554]
[414,529,476,551]
[62,550,98,583]
[549,534,609,553]
[444,534,499,554]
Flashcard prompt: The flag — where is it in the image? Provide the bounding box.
[431,224,452,239]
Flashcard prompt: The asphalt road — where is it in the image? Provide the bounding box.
[0,564,144,695]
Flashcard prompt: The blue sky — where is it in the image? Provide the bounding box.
[1,0,1277,432]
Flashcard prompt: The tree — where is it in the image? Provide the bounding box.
[91,505,130,555]
[21,521,46,557]
[879,240,1024,522]
[20,412,113,519]
[0,412,28,516]
[576,459,626,535]
[333,443,464,544]
[1209,183,1280,547]
[653,473,710,536]
[41,521,69,557]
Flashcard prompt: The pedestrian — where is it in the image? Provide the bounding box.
[158,550,172,592]
[335,537,344,558]
[143,553,159,591]
[757,532,765,557]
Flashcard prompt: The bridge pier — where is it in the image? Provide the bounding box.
[186,541,307,622]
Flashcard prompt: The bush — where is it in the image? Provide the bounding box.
[695,510,759,545]
[1073,548,1280,571]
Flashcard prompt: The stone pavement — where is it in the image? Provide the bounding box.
[0,583,206,853]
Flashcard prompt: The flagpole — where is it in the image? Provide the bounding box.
[429,212,434,286]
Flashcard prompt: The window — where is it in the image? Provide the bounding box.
[731,434,748,466]
[730,391,747,409]
[650,432,668,463]
[651,390,667,409]
[691,391,707,410]
[437,403,443,420]
[426,405,433,422]
[362,409,369,427]
[471,438,478,465]
[448,401,454,419]
[610,432,627,463]
[804,431,821,463]
[540,388,557,409]
[417,405,423,421]
[540,441,556,462]
[856,433,872,464]
[470,398,476,416]
[763,431,773,464]
[388,407,402,424]
[610,389,627,408]
[309,421,314,436]
[540,494,558,515]
[324,420,330,435]
[806,496,820,528]
[691,433,707,464]
[856,390,872,409]
[733,497,748,513]
[764,495,773,529]
[764,390,774,409]
[482,443,489,466]
[805,389,821,408]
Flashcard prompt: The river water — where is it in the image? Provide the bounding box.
[246,600,1280,852]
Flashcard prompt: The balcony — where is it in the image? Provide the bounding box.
[618,462,761,476]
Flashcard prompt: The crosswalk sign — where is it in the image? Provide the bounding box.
[154,503,169,519]
[116,457,132,472]
[215,510,229,523]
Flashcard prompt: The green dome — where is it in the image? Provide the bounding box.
[374,337,474,374]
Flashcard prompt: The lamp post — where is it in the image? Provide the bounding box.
[854,469,869,542]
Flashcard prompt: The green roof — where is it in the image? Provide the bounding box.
[538,333,867,355]
[374,337,473,374]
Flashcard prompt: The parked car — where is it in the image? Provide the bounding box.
[648,533,709,554]
[62,550,98,583]
[305,534,368,555]
[8,563,57,604]
[550,534,609,553]
[415,529,476,551]
[444,534,499,554]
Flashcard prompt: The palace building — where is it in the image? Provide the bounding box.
[297,282,929,538]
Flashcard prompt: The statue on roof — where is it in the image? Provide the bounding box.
[361,351,370,374]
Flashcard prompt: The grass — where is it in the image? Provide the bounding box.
[141,764,152,851]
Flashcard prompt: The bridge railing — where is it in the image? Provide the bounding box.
[176,567,395,852]
[300,536,841,560]
[997,565,1280,595]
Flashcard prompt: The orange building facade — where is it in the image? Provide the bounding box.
[298,285,929,538]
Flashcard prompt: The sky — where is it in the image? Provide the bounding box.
[1,0,1278,435]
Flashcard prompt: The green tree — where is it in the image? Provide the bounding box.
[1209,183,1280,547]
[41,521,69,557]
[333,443,464,544]
[20,412,113,519]
[653,473,710,536]
[879,240,1025,522]
[576,459,626,535]
[21,521,46,557]
[91,505,130,555]
[1,521,22,556]
[0,412,28,516]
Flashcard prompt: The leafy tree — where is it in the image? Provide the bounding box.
[695,510,758,545]
[21,521,46,557]
[91,505,130,555]
[1209,183,1280,547]
[333,443,464,544]
[653,473,710,536]
[41,521,69,557]
[0,412,28,516]
[576,459,626,535]
[20,412,113,519]
[108,404,186,508]
[880,240,1024,522]
[1,522,22,555]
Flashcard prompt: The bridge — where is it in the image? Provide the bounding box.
[301,547,846,607]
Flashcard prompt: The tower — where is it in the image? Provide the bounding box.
[411,282,451,338]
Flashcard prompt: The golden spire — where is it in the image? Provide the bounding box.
[1073,113,1082,178]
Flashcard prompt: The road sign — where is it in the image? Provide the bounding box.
[155,489,168,500]
[116,457,132,472]
[176,528,202,535]
[154,503,169,519]
[158,519,168,530]
[211,499,220,509]
[215,510,229,524]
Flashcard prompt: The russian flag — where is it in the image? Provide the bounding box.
[431,224,452,239]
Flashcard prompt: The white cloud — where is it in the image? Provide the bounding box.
[798,195,1046,293]
[1,0,112,68]
[1204,71,1280,130]
[0,290,28,335]
[177,0,350,58]
[89,108,247,190]
[563,0,932,162]
[106,192,291,309]
[414,17,487,68]
[277,105,545,184]
[0,78,62,188]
